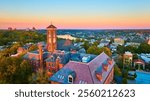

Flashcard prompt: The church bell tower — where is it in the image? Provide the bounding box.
[46,24,57,52]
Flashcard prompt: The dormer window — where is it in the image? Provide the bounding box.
[68,75,73,84]
[51,56,55,61]
[103,63,109,71]
[79,80,87,84]
[95,73,102,81]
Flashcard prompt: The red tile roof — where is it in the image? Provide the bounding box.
[88,52,115,83]
[55,52,115,84]
[134,59,145,65]
[63,61,93,84]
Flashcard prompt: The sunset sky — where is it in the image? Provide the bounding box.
[0,0,150,29]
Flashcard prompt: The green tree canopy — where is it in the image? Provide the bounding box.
[0,57,32,84]
[138,43,150,53]
[87,46,112,56]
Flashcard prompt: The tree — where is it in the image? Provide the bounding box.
[138,43,150,53]
[122,78,127,84]
[28,45,38,51]
[87,46,112,56]
[117,45,125,54]
[87,46,100,55]
[0,57,32,84]
[29,70,49,84]
[100,47,112,56]
[133,54,138,60]
[125,46,137,53]
[114,65,122,76]
[75,38,82,43]
[0,30,46,45]
[9,42,21,54]
[13,60,32,83]
[93,41,99,46]
[82,41,90,51]
[116,55,123,68]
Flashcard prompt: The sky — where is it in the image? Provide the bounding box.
[0,0,150,29]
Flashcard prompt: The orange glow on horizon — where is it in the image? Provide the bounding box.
[0,14,150,29]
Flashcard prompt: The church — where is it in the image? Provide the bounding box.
[23,24,115,84]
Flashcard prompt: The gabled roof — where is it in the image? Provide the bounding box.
[134,59,145,65]
[87,52,114,84]
[50,52,115,84]
[54,61,93,84]
[45,52,70,64]
[47,24,57,28]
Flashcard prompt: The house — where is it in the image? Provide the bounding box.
[98,39,110,48]
[140,53,150,64]
[89,39,96,44]
[124,42,140,47]
[114,38,124,46]
[123,51,133,68]
[110,43,118,52]
[146,39,150,45]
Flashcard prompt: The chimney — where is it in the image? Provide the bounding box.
[55,56,60,71]
[38,44,43,70]
[108,58,113,65]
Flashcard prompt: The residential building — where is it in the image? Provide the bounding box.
[123,51,133,68]
[98,39,110,48]
[114,38,124,45]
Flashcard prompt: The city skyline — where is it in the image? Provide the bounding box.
[0,0,150,29]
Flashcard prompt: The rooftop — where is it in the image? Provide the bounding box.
[50,52,115,84]
[49,68,76,84]
[47,24,57,28]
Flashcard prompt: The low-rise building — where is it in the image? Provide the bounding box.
[140,53,150,64]
[114,38,124,46]
[123,51,133,68]
[98,39,110,48]
[125,42,140,47]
